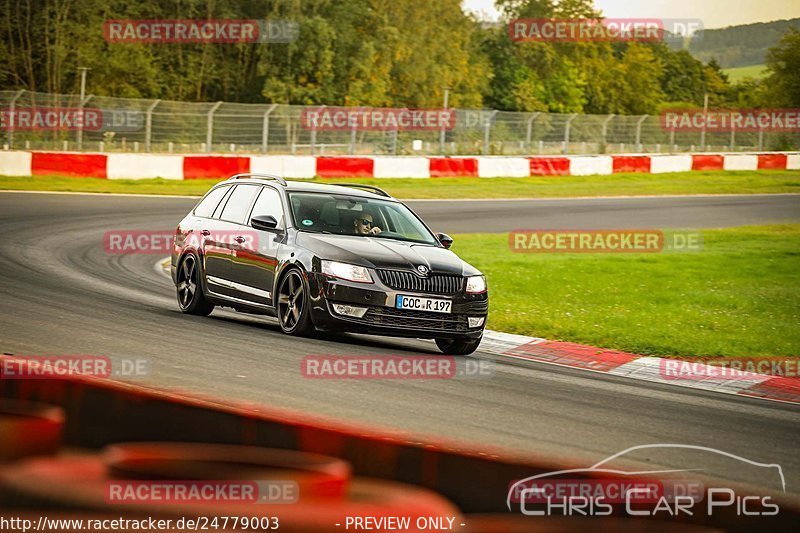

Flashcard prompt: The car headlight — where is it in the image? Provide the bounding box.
[465,275,486,294]
[322,260,373,283]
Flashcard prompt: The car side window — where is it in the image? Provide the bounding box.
[193,185,229,218]
[249,187,285,228]
[218,184,260,224]
[211,186,234,219]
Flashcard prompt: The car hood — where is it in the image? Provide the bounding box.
[296,232,480,276]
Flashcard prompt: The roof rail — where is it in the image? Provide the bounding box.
[228,173,287,187]
[329,183,392,198]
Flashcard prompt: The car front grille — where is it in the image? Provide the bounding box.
[361,307,470,332]
[376,269,463,295]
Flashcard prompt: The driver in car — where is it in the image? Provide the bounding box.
[354,212,382,235]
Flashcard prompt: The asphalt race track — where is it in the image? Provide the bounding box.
[1,191,799,501]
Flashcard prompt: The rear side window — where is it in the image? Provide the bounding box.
[212,186,234,219]
[219,184,260,224]
[193,186,229,218]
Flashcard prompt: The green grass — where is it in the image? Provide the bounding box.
[452,225,800,358]
[1,170,800,199]
[723,64,767,83]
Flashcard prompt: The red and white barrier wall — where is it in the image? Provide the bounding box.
[1,151,798,179]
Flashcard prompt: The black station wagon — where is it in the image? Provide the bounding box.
[171,174,488,355]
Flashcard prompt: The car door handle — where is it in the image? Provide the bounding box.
[201,230,211,236]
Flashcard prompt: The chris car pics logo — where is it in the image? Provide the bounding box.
[507,444,783,518]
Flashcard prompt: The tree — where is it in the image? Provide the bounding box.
[652,47,706,105]
[0,0,746,116]
[258,0,490,107]
[764,29,800,106]
[611,44,664,114]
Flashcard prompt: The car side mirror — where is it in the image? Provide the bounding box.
[437,233,454,249]
[251,214,279,231]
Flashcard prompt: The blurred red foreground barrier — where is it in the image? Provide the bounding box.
[1,355,798,530]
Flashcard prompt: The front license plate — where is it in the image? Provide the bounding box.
[395,295,452,314]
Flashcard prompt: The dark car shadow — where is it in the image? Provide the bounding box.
[198,309,441,355]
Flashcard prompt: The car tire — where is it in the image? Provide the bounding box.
[276,268,315,336]
[176,253,214,316]
[435,337,481,356]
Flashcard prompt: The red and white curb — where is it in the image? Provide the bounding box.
[1,150,799,179]
[480,331,800,405]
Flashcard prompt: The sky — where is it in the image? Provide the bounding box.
[462,0,800,29]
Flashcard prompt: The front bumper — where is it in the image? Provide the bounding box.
[307,272,488,340]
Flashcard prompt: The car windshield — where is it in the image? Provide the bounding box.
[288,192,437,245]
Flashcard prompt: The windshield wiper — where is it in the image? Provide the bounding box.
[369,233,430,245]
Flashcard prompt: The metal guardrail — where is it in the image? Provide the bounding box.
[1,90,797,155]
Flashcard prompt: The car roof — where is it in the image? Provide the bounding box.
[222,176,396,201]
